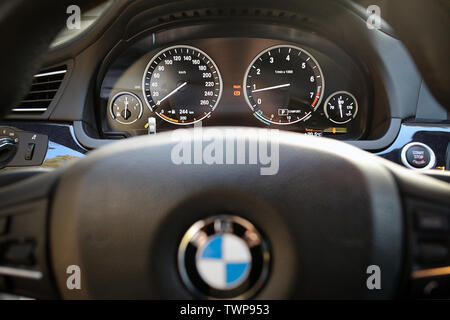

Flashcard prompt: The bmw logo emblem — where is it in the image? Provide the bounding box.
[178,216,270,299]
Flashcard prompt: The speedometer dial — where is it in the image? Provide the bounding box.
[244,45,325,125]
[142,45,223,125]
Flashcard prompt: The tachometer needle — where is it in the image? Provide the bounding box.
[251,83,290,93]
[156,82,188,105]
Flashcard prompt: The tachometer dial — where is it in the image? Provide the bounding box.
[142,45,223,125]
[324,91,358,124]
[244,45,325,125]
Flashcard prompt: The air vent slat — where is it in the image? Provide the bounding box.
[11,108,48,113]
[33,70,67,78]
[20,99,53,103]
[27,89,58,95]
[30,82,63,92]
[33,74,65,83]
[12,65,67,115]
[30,79,63,86]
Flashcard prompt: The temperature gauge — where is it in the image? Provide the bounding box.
[324,91,358,124]
[110,92,143,125]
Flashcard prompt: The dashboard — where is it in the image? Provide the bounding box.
[1,0,450,302]
[100,25,369,140]
[0,0,448,173]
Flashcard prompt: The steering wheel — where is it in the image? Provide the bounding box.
[0,0,449,299]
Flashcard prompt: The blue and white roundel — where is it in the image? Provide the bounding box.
[196,233,252,290]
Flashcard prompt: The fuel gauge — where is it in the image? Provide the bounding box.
[324,91,358,124]
[110,92,143,125]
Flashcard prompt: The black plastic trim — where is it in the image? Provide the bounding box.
[73,120,116,149]
[348,118,401,151]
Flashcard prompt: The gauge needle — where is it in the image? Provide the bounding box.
[338,97,344,118]
[156,82,188,105]
[251,83,290,93]
[124,97,129,116]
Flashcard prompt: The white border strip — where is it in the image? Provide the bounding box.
[0,266,43,280]
[11,108,48,112]
[33,70,67,78]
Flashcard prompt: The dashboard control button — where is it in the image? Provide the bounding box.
[407,146,429,168]
[147,117,156,134]
[1,128,16,139]
[401,142,436,170]
[0,138,18,169]
[417,242,449,265]
[416,211,448,232]
[0,128,48,168]
[24,143,35,160]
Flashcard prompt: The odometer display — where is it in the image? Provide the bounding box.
[142,45,223,125]
[244,45,325,125]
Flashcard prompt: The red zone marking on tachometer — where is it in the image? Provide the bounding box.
[311,89,321,107]
[192,112,208,122]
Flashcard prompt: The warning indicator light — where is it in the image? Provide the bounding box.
[233,84,241,96]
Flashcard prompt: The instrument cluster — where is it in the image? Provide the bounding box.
[99,34,369,140]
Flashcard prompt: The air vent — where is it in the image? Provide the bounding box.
[12,65,67,115]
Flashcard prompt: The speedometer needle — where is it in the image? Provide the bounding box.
[156,82,188,105]
[251,83,290,93]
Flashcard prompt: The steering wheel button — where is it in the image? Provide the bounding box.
[416,211,449,232]
[417,243,449,266]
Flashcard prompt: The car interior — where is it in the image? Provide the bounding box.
[0,0,449,300]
